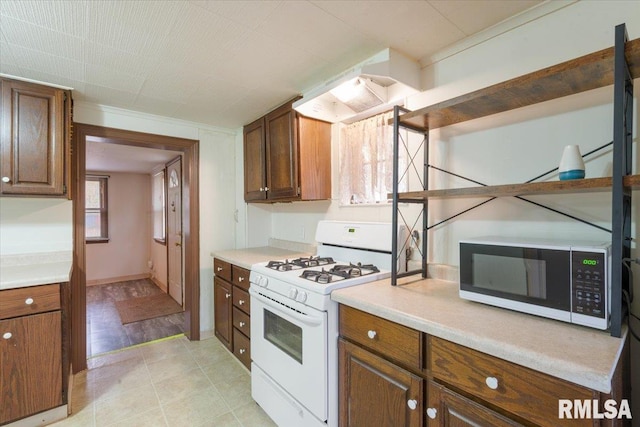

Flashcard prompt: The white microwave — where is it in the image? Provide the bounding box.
[459,237,611,330]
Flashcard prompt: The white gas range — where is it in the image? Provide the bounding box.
[249,221,406,427]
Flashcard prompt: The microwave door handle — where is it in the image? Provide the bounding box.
[249,288,323,326]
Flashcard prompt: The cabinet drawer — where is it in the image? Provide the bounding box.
[233,328,251,370]
[0,284,61,320]
[339,305,422,371]
[428,336,595,427]
[232,265,250,291]
[233,306,250,338]
[233,287,250,315]
[213,258,231,282]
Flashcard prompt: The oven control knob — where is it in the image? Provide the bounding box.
[288,288,298,299]
[295,291,307,303]
[258,276,268,287]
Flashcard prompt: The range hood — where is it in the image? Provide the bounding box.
[293,48,420,123]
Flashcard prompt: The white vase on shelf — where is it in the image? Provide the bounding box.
[558,145,585,180]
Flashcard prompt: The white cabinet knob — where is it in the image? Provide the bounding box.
[367,330,377,339]
[407,399,417,410]
[3,332,12,340]
[485,376,499,390]
[225,293,231,299]
[2,177,10,183]
[239,321,245,328]
[426,408,437,419]
[239,277,244,282]
[216,266,222,272]
[239,299,245,305]
[239,348,246,354]
[259,187,264,192]
[25,298,34,305]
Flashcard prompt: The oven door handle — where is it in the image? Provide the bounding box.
[249,288,324,326]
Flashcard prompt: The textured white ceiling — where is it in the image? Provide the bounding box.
[1,0,547,131]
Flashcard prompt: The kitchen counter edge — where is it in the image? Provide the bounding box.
[331,275,627,394]
[1,251,72,290]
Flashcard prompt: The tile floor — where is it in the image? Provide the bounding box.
[51,334,276,427]
[87,280,185,357]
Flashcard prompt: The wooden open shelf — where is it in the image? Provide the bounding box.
[397,38,640,132]
[395,174,640,202]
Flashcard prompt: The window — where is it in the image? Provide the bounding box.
[152,169,166,243]
[339,111,407,205]
[85,175,108,243]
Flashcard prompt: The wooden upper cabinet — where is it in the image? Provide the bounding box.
[243,98,331,203]
[243,117,267,201]
[0,78,72,197]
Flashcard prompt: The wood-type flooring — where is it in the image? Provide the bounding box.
[86,279,185,357]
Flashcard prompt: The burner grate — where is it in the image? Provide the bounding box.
[329,263,380,279]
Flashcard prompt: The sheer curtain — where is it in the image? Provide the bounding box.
[339,111,406,205]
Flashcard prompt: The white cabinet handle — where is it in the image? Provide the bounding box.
[485,376,499,390]
[239,321,245,327]
[407,399,417,410]
[259,187,264,192]
[25,298,34,305]
[239,277,244,282]
[239,299,245,305]
[239,348,246,354]
[264,186,269,191]
[426,408,437,419]
[367,330,377,339]
[1,177,10,183]
[216,267,223,272]
[225,293,231,299]
[3,332,12,340]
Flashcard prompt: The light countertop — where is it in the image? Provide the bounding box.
[211,246,312,270]
[1,251,72,290]
[331,275,627,394]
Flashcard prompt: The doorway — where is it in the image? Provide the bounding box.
[71,123,200,373]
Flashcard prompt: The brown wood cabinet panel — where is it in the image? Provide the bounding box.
[339,305,423,371]
[428,336,596,427]
[243,117,267,201]
[233,328,251,370]
[298,115,331,200]
[213,258,232,282]
[232,265,250,291]
[265,102,298,200]
[213,277,233,350]
[233,287,250,315]
[232,306,250,338]
[0,284,61,320]
[0,78,69,196]
[426,380,523,427]
[0,311,63,424]
[339,338,423,427]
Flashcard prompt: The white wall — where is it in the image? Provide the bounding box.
[75,102,237,333]
[86,172,151,283]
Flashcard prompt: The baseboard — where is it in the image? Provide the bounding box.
[5,405,68,427]
[150,276,167,292]
[86,273,150,286]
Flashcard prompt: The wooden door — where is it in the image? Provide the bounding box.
[0,312,62,424]
[265,102,298,200]
[426,380,522,427]
[0,78,66,196]
[213,277,233,350]
[243,117,267,201]
[167,157,183,306]
[339,338,423,427]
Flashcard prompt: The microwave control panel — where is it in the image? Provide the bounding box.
[571,251,606,318]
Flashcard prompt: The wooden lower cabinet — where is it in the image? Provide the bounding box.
[213,258,251,369]
[339,338,423,427]
[0,285,66,425]
[213,277,233,350]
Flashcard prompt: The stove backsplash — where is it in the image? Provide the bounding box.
[268,238,316,255]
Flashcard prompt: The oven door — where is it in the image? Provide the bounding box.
[459,242,571,321]
[249,286,328,421]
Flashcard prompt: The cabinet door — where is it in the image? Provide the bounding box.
[243,117,267,201]
[0,79,66,196]
[426,380,522,427]
[1,311,62,424]
[213,277,233,350]
[339,338,423,427]
[265,102,298,200]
